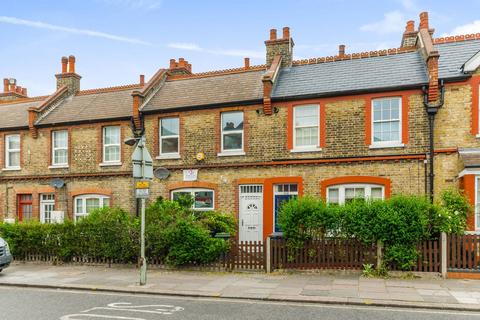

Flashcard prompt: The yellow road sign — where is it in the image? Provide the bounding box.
[136,181,150,189]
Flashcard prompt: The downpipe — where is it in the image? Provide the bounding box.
[423,80,445,202]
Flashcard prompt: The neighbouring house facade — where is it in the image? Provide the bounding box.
[1,12,480,240]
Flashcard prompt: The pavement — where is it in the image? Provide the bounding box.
[2,263,480,312]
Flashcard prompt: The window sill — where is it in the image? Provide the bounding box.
[99,162,122,167]
[156,154,181,160]
[369,143,405,149]
[290,147,322,153]
[217,151,246,157]
[48,165,69,169]
[476,134,480,139]
[2,167,21,171]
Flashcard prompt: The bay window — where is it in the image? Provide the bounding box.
[171,188,214,211]
[74,194,110,221]
[327,184,384,205]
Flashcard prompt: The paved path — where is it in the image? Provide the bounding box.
[2,263,480,311]
[2,286,480,320]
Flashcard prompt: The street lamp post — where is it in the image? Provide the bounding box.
[125,135,153,286]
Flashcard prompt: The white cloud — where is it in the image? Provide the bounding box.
[167,43,264,59]
[100,0,162,10]
[399,0,417,11]
[360,11,405,35]
[0,16,151,45]
[443,20,480,36]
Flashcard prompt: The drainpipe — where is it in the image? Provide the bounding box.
[423,80,445,202]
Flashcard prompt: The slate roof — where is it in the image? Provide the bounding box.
[0,99,44,129]
[142,70,265,112]
[272,51,429,100]
[36,88,136,125]
[435,40,480,79]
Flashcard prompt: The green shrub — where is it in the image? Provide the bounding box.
[430,189,471,234]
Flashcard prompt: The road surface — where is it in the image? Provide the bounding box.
[1,286,480,319]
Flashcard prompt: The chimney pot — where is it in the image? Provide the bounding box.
[16,86,22,94]
[178,58,185,68]
[282,27,290,39]
[3,79,8,92]
[406,20,415,32]
[68,55,76,73]
[61,56,68,73]
[419,12,429,30]
[9,83,16,92]
[270,29,277,40]
[22,88,27,96]
[244,57,250,69]
[339,44,346,56]
[169,59,176,69]
[139,74,145,86]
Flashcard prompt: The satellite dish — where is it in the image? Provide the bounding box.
[49,178,65,189]
[154,167,170,180]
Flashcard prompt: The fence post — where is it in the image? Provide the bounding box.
[441,232,447,278]
[376,240,383,269]
[266,236,271,273]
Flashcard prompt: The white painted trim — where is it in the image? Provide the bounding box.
[156,154,181,160]
[463,51,480,73]
[102,126,121,164]
[458,169,480,178]
[159,117,180,156]
[217,151,246,157]
[2,167,20,171]
[48,165,69,169]
[326,183,384,205]
[290,147,322,153]
[369,143,405,149]
[220,111,244,153]
[99,162,122,167]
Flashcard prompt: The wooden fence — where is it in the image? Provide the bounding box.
[447,234,480,271]
[270,238,377,270]
[224,240,265,271]
[388,239,441,273]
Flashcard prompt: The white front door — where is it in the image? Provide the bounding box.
[40,194,55,224]
[239,185,263,242]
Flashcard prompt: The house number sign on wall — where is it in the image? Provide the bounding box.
[183,169,198,181]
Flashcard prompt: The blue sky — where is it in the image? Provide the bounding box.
[1,0,479,96]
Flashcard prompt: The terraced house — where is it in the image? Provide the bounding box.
[1,11,480,240]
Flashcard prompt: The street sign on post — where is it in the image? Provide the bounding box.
[129,135,153,286]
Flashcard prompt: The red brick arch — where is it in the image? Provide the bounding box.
[320,176,391,199]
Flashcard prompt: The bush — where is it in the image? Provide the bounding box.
[0,199,236,267]
[431,189,471,234]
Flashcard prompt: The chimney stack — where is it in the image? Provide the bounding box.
[168,58,192,75]
[265,26,294,68]
[139,74,145,86]
[419,12,429,30]
[3,78,9,92]
[56,55,81,94]
[244,57,250,70]
[401,20,418,47]
[0,78,28,101]
[338,44,346,57]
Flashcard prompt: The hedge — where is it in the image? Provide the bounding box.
[0,198,236,267]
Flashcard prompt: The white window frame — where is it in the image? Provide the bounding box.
[292,104,321,152]
[171,188,215,211]
[74,194,110,221]
[51,130,69,167]
[40,194,55,224]
[102,126,121,165]
[158,117,180,159]
[326,183,385,205]
[478,84,480,138]
[370,97,404,149]
[219,111,245,156]
[4,134,20,169]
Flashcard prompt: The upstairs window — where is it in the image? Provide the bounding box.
[293,105,320,150]
[372,97,402,147]
[52,130,68,166]
[221,111,244,153]
[103,126,121,163]
[159,117,180,156]
[5,134,20,169]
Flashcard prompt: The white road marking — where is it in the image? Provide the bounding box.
[60,314,145,320]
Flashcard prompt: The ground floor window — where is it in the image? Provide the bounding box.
[476,177,480,230]
[17,194,33,221]
[327,184,384,205]
[274,184,298,233]
[74,194,110,221]
[171,188,214,211]
[40,194,55,223]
